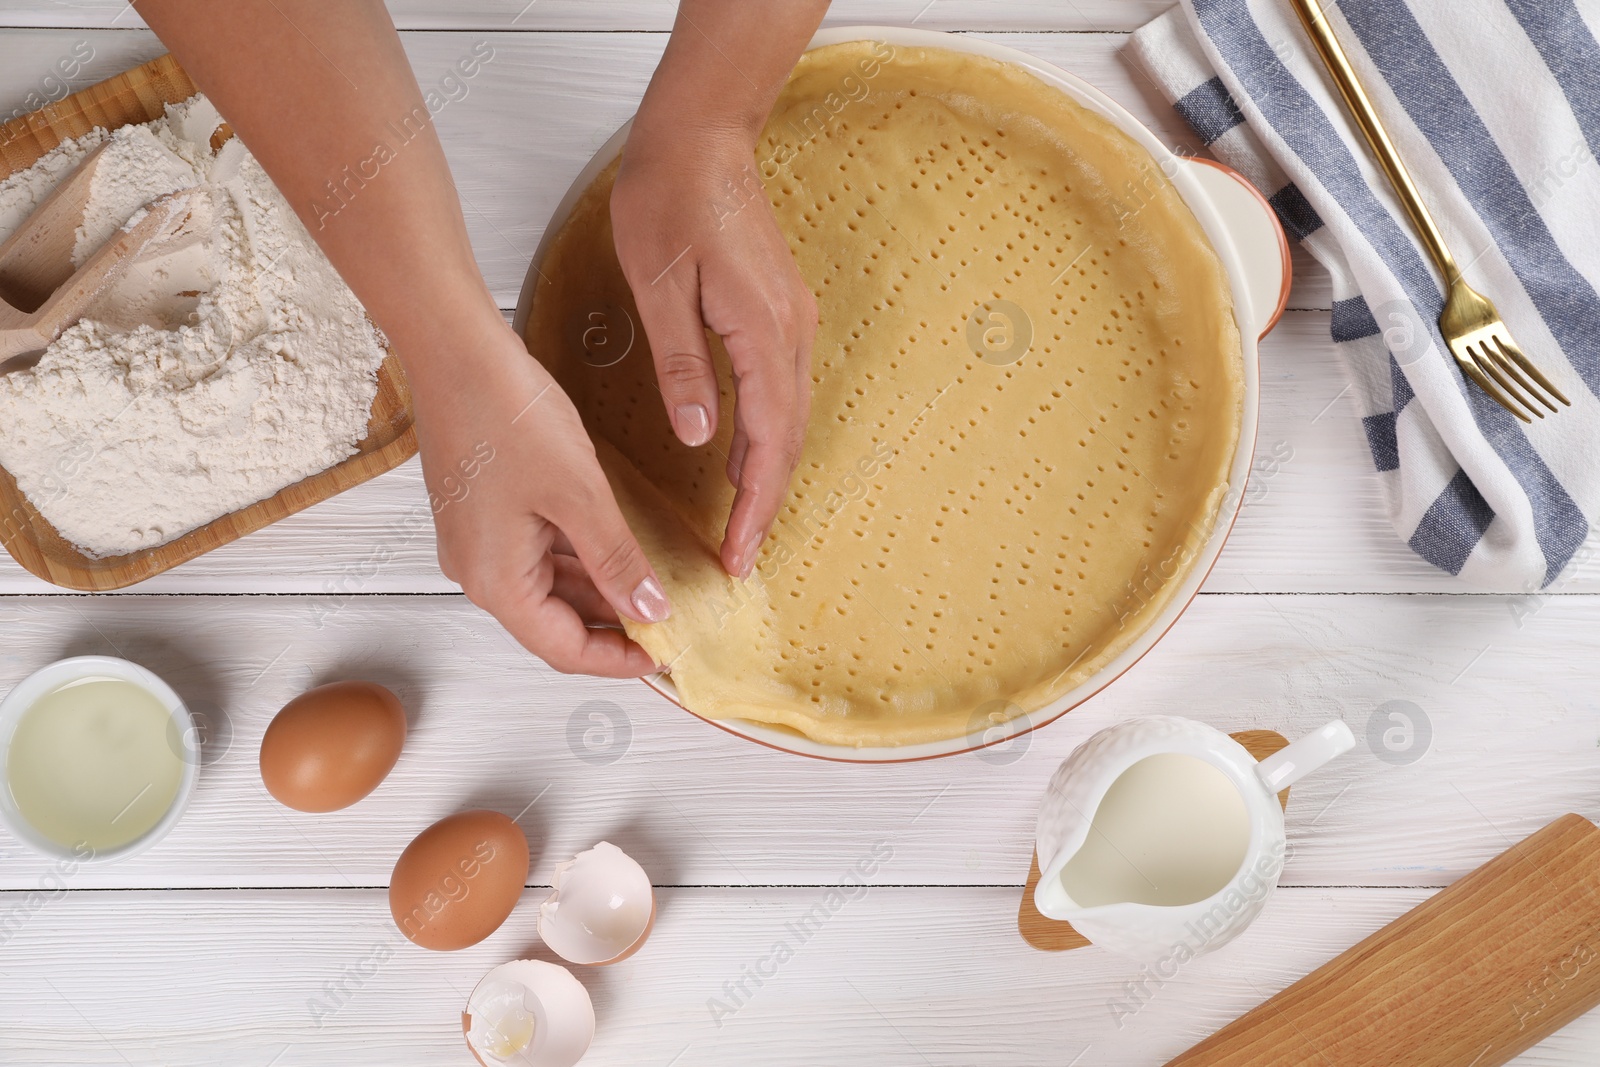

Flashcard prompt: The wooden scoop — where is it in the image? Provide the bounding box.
[0,142,194,369]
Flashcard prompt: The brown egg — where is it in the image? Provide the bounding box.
[390,810,530,951]
[259,681,407,813]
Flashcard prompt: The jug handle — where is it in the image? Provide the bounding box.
[1254,719,1356,793]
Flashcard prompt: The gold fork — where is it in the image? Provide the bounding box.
[1288,0,1569,422]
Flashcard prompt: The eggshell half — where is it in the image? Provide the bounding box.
[462,960,594,1067]
[259,680,406,812]
[538,842,654,966]
[390,810,530,951]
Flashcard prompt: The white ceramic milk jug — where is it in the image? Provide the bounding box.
[1033,716,1355,960]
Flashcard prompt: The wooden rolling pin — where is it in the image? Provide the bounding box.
[1168,813,1600,1066]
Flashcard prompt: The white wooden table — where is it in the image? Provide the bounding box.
[2,4,1597,1065]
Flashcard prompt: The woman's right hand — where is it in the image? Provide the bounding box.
[414,317,667,677]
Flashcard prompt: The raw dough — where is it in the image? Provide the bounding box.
[525,43,1243,747]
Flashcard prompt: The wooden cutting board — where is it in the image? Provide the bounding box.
[0,54,416,590]
[1019,729,1290,951]
[1167,813,1600,1066]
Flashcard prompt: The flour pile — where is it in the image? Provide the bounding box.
[0,96,387,557]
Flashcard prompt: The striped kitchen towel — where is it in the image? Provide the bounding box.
[1130,0,1600,590]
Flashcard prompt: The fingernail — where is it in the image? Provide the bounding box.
[676,403,712,447]
[631,576,671,623]
[737,530,765,578]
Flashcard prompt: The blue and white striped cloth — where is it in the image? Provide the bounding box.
[1131,0,1600,590]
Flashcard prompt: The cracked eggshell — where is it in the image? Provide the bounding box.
[463,960,594,1067]
[538,841,654,966]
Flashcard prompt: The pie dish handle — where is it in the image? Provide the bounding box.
[1176,157,1292,340]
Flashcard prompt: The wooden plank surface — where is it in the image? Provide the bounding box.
[0,592,1594,892]
[4,887,1599,1067]
[1,13,1596,1067]
[0,1,1177,33]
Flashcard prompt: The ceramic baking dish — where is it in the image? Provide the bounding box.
[514,25,1290,763]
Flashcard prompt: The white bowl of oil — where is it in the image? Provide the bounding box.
[0,655,198,863]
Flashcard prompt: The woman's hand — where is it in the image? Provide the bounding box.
[141,0,827,677]
[137,2,668,674]
[414,318,667,677]
[610,128,817,579]
[606,0,829,578]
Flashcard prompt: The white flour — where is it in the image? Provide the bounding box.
[0,96,386,557]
